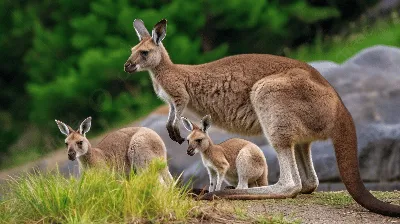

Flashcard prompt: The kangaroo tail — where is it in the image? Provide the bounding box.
[332,107,400,217]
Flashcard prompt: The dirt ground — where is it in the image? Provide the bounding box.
[190,191,400,224]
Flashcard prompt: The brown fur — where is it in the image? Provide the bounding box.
[124,19,400,217]
[55,118,173,184]
[182,116,268,192]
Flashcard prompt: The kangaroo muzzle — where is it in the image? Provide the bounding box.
[186,146,196,156]
[68,150,76,161]
[187,146,195,156]
[124,61,137,73]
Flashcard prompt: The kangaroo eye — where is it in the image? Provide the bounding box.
[77,141,83,145]
[65,142,68,146]
[140,50,148,57]
[195,139,202,144]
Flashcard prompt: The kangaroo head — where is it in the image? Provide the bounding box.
[181,115,212,156]
[55,117,92,161]
[124,19,168,73]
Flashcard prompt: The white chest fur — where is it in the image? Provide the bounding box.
[157,86,170,102]
[149,71,170,102]
[200,153,216,170]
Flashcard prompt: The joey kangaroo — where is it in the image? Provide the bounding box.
[182,115,268,192]
[124,19,400,216]
[55,117,173,184]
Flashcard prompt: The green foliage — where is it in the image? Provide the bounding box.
[206,0,343,55]
[0,159,194,223]
[24,0,233,129]
[0,0,380,167]
[288,17,400,63]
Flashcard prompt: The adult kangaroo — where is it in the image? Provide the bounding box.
[124,18,400,217]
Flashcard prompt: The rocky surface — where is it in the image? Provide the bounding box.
[1,45,399,191]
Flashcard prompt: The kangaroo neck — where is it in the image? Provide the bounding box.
[201,139,218,158]
[78,146,100,168]
[150,45,174,78]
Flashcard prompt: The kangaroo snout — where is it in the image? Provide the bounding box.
[124,61,137,73]
[187,147,195,156]
[68,149,76,161]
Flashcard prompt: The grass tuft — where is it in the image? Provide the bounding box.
[0,159,195,223]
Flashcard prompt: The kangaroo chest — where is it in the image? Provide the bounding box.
[157,85,170,102]
[200,154,215,170]
[149,71,171,103]
[200,151,239,186]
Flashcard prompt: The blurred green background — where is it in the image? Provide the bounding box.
[1,0,399,169]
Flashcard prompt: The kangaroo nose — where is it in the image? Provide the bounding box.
[68,150,76,160]
[124,61,137,73]
[124,61,132,68]
[187,147,195,156]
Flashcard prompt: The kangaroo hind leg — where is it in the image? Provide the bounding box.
[295,143,319,194]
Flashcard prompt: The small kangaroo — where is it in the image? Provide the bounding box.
[124,19,400,216]
[181,115,268,192]
[55,117,173,184]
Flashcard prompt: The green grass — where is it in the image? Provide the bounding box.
[0,159,303,223]
[287,15,400,63]
[0,160,195,223]
[2,168,399,224]
[233,206,248,219]
[310,191,354,207]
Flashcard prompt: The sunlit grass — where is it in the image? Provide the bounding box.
[2,166,399,224]
[0,159,195,223]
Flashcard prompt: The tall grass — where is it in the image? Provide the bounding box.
[0,160,195,223]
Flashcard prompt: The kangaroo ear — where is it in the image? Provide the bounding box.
[133,19,150,41]
[181,117,193,131]
[79,117,92,136]
[55,120,73,136]
[152,19,167,45]
[201,115,212,132]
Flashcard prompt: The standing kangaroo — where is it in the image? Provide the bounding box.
[124,19,400,217]
[55,117,173,184]
[182,115,268,192]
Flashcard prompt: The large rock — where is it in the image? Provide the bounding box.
[140,45,400,189]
